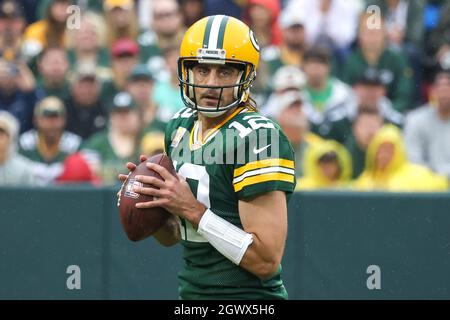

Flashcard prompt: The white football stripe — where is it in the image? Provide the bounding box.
[208,15,224,49]
[233,166,296,184]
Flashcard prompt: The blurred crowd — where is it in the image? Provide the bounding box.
[0,0,449,192]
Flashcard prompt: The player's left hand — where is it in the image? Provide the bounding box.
[132,162,206,227]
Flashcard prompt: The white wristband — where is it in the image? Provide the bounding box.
[197,208,253,265]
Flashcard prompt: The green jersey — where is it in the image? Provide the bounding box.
[164,106,296,300]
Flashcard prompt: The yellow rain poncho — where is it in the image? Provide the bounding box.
[353,125,448,191]
[296,139,353,190]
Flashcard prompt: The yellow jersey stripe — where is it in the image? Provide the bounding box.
[234,158,295,178]
[234,172,295,192]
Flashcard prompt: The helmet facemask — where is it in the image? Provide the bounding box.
[177,58,256,117]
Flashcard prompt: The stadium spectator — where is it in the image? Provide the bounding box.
[0,58,40,134]
[138,0,185,80]
[55,152,101,186]
[0,110,36,186]
[16,0,41,25]
[103,0,139,48]
[321,68,404,144]
[263,65,322,132]
[404,68,450,180]
[82,92,141,185]
[303,46,353,114]
[140,130,165,157]
[244,0,282,48]
[178,0,205,28]
[64,62,108,140]
[340,13,414,112]
[353,124,448,191]
[260,8,307,80]
[204,0,244,18]
[126,64,165,133]
[0,0,26,63]
[37,0,104,19]
[286,0,362,52]
[152,46,185,123]
[18,96,82,185]
[36,46,71,100]
[344,106,384,178]
[66,11,111,80]
[22,0,72,60]
[100,38,140,109]
[296,139,352,190]
[422,1,450,90]
[366,0,425,105]
[272,90,323,177]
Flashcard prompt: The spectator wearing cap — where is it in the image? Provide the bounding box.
[152,46,185,122]
[138,0,185,81]
[66,11,111,80]
[340,13,414,113]
[55,152,102,186]
[18,96,82,185]
[321,68,404,142]
[126,64,165,133]
[64,62,108,140]
[103,0,139,48]
[303,47,353,114]
[100,38,140,110]
[320,68,404,177]
[0,110,36,186]
[81,92,142,185]
[260,6,307,82]
[285,0,362,52]
[262,65,323,132]
[404,68,450,181]
[0,58,40,134]
[0,0,26,62]
[22,0,72,59]
[36,46,71,101]
[269,89,323,177]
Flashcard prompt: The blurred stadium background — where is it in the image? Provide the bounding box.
[1,0,450,299]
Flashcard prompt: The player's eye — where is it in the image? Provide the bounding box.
[194,66,209,76]
[219,68,232,77]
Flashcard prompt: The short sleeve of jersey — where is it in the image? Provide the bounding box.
[232,117,296,200]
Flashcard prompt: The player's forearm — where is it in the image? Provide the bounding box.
[238,234,284,280]
[153,215,181,247]
[196,206,286,280]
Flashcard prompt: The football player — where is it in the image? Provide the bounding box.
[119,15,296,299]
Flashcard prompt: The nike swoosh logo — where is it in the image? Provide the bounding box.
[253,144,271,155]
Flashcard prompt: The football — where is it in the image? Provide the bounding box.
[118,153,176,242]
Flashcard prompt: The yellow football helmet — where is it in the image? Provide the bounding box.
[178,15,260,115]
